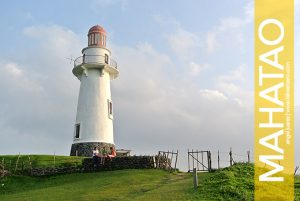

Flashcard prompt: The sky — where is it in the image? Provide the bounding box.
[0,0,299,170]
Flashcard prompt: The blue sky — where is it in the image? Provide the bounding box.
[0,0,298,170]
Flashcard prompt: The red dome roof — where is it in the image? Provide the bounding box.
[88,25,106,35]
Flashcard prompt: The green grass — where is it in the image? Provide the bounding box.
[195,163,254,201]
[0,155,86,169]
[296,176,300,199]
[0,169,195,201]
[0,162,299,201]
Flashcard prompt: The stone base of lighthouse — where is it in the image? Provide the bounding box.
[70,142,115,157]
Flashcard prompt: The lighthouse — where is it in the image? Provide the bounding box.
[70,25,119,157]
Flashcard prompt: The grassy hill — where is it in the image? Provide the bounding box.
[0,155,85,169]
[0,162,299,201]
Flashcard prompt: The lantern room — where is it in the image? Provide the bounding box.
[87,25,107,47]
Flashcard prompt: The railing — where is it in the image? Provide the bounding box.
[74,55,118,69]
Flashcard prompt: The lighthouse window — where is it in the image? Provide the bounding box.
[105,54,109,64]
[108,100,113,119]
[91,34,95,45]
[89,35,92,45]
[75,124,80,139]
[95,33,100,45]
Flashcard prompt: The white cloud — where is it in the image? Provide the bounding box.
[3,62,23,77]
[188,62,209,76]
[217,18,246,32]
[217,64,246,82]
[215,64,253,109]
[23,25,83,56]
[206,32,218,53]
[199,89,228,101]
[153,15,180,28]
[204,1,253,54]
[166,28,200,60]
[0,62,43,93]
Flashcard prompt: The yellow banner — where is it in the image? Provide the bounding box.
[255,0,294,200]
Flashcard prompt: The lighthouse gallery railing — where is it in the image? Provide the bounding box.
[74,55,118,69]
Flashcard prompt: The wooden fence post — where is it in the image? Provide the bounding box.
[207,151,212,172]
[174,150,178,171]
[28,155,32,175]
[229,148,233,166]
[193,168,198,190]
[2,158,4,171]
[75,156,78,168]
[209,151,212,172]
[158,151,161,169]
[53,152,56,167]
[21,160,24,173]
[247,151,250,163]
[196,150,199,171]
[169,150,173,171]
[207,151,210,172]
[188,149,190,172]
[201,152,204,171]
[192,149,194,171]
[218,150,220,169]
[153,156,156,168]
[166,151,169,169]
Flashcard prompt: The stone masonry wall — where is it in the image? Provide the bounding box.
[12,156,156,177]
[83,156,155,172]
[70,142,115,157]
[30,167,80,177]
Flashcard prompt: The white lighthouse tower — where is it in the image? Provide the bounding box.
[70,25,119,157]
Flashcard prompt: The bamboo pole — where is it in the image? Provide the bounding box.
[14,153,21,173]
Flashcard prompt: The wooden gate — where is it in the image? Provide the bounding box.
[188,150,212,172]
[156,150,178,171]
